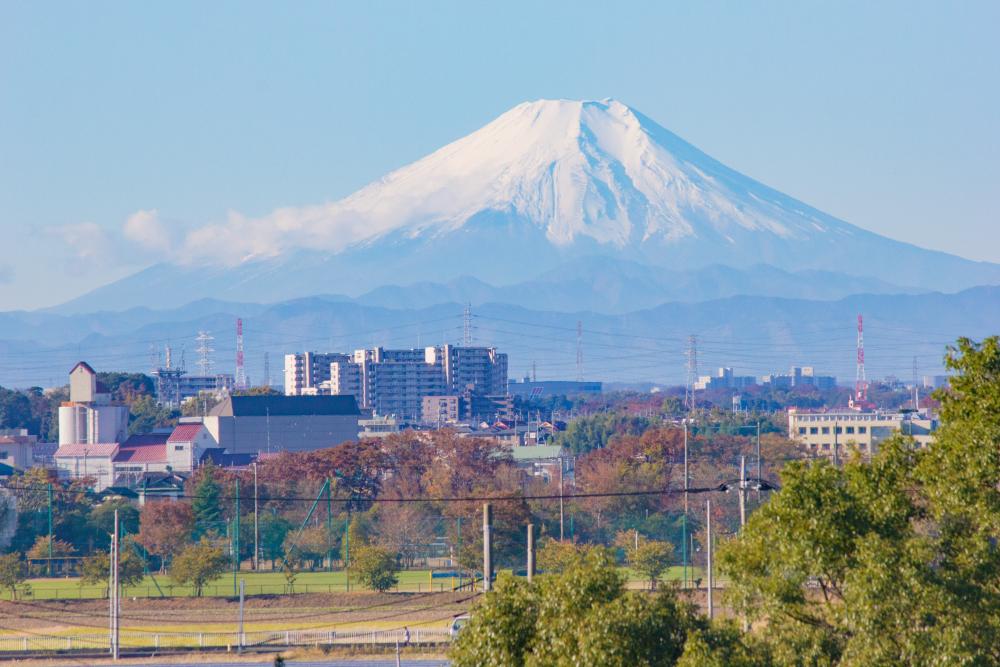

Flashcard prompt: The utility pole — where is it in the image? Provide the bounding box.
[682,421,688,589]
[706,500,713,620]
[237,579,245,652]
[253,462,259,570]
[482,503,493,592]
[110,509,120,660]
[526,523,535,583]
[739,456,747,529]
[755,421,761,501]
[47,483,53,577]
[233,478,240,596]
[558,460,565,541]
[833,419,840,467]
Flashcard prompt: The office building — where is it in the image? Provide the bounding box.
[762,366,837,390]
[787,408,937,457]
[694,367,757,391]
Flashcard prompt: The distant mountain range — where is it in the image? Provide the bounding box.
[5,287,997,389]
[13,99,996,389]
[56,98,1000,313]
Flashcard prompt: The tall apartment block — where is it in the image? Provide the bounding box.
[284,345,508,421]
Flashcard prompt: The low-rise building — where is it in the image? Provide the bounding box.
[788,409,937,457]
[422,395,460,426]
[763,366,837,390]
[694,367,757,391]
[507,379,603,398]
[203,394,361,454]
[0,429,37,470]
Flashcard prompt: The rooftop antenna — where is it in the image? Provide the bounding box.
[196,331,215,377]
[235,318,247,390]
[532,360,537,383]
[576,321,583,382]
[855,315,867,404]
[165,344,172,370]
[263,352,270,388]
[912,356,919,411]
[684,335,699,412]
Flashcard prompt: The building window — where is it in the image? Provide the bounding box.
[835,427,843,434]
[798,427,806,435]
[174,445,185,451]
[0,451,7,460]
[846,426,855,434]
[859,427,867,434]
[821,427,830,435]
[821,443,830,451]
[810,427,818,435]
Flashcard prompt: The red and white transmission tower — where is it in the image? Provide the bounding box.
[854,314,867,404]
[235,318,247,390]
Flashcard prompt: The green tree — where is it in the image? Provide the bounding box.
[0,553,26,599]
[718,336,1000,665]
[191,464,223,537]
[451,547,702,667]
[169,538,228,596]
[87,500,141,551]
[352,545,400,592]
[127,394,178,436]
[259,513,292,568]
[629,539,674,591]
[80,539,146,597]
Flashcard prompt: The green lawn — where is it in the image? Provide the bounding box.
[5,565,705,601]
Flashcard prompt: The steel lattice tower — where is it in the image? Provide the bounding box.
[235,318,247,390]
[576,320,583,382]
[195,331,215,377]
[855,314,867,403]
[684,334,698,412]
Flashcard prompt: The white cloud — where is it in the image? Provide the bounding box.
[123,209,172,252]
[51,222,117,263]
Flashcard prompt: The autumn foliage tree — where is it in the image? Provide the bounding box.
[137,502,194,571]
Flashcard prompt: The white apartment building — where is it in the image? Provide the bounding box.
[788,409,938,457]
[285,345,508,421]
[285,352,353,396]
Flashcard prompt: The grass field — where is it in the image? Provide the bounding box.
[4,565,704,601]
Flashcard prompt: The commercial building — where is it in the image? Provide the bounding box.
[694,367,757,392]
[763,366,837,390]
[285,345,508,421]
[787,409,937,457]
[507,379,603,398]
[202,394,361,454]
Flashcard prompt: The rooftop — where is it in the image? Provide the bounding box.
[209,395,360,417]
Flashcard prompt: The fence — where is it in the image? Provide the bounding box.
[5,579,478,601]
[0,627,453,655]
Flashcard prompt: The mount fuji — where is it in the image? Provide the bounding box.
[60,99,1000,313]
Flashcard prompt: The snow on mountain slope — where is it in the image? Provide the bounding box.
[191,98,856,263]
[57,98,1000,312]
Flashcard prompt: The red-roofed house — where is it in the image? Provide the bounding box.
[166,422,216,472]
[54,442,119,490]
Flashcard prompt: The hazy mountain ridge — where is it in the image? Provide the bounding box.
[6,286,997,389]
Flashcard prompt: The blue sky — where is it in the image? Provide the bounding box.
[1,1,997,309]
